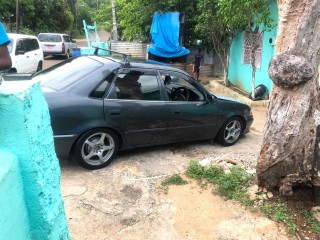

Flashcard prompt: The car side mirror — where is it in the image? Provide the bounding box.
[207,94,215,102]
[16,50,25,55]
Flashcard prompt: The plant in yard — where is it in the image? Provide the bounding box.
[160,174,188,194]
[186,160,254,205]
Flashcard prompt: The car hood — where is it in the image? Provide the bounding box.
[209,91,240,103]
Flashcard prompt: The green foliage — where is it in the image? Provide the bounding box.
[93,0,113,32]
[196,0,275,82]
[301,209,320,234]
[161,174,188,186]
[160,173,188,194]
[0,0,91,36]
[186,160,253,205]
[260,201,298,233]
[185,160,206,179]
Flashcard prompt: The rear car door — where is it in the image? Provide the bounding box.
[25,38,41,72]
[160,70,220,142]
[14,38,33,73]
[104,68,170,148]
[29,38,43,71]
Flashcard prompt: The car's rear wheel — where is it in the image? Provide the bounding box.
[217,117,243,146]
[74,128,119,169]
[36,61,42,72]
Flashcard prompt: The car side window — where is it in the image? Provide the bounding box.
[30,39,40,50]
[160,71,205,102]
[15,39,25,54]
[90,71,116,99]
[109,70,161,101]
[64,36,71,43]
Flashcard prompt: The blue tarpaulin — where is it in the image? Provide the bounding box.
[148,12,189,58]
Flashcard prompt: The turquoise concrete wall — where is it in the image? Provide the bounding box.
[228,0,278,94]
[0,82,70,240]
[0,149,31,240]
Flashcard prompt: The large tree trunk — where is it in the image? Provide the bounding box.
[256,0,320,197]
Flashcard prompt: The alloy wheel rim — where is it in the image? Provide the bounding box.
[224,120,241,144]
[81,132,115,166]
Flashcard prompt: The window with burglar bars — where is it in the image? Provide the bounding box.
[242,31,263,68]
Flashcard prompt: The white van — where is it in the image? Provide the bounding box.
[7,34,44,73]
[38,33,76,58]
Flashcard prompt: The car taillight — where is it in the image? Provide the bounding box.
[62,42,65,52]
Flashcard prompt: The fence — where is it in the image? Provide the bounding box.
[108,41,223,77]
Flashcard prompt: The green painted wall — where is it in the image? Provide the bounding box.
[228,0,278,94]
[0,81,70,240]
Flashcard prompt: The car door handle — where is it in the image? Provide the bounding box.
[171,111,181,115]
[26,56,29,58]
[109,110,121,116]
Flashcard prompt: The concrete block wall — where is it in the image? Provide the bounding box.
[0,81,70,239]
[0,149,31,239]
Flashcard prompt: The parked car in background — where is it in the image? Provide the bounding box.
[38,33,76,58]
[2,55,253,170]
[6,33,44,73]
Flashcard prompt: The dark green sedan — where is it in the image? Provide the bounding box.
[32,55,253,169]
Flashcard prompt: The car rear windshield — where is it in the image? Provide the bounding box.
[33,57,104,91]
[38,34,62,42]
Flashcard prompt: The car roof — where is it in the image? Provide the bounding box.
[7,33,38,39]
[38,33,69,36]
[90,55,189,74]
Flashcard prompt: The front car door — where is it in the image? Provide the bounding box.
[64,35,76,55]
[160,70,220,142]
[104,68,170,148]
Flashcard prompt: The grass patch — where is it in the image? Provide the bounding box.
[160,174,188,194]
[260,201,297,233]
[186,160,254,205]
[163,160,320,239]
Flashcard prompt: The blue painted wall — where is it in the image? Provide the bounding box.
[0,150,31,240]
[0,81,70,240]
[228,0,278,94]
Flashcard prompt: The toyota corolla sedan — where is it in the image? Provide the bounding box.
[30,55,253,169]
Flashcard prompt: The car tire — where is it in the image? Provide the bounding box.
[217,117,243,146]
[8,68,17,73]
[74,128,119,170]
[36,61,43,72]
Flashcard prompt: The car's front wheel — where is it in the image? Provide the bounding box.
[217,117,243,146]
[74,128,119,169]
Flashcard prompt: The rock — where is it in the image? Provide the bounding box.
[199,159,211,168]
[246,168,256,175]
[267,192,274,199]
[226,159,237,165]
[311,206,320,222]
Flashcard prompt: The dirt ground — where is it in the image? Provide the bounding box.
[59,84,291,239]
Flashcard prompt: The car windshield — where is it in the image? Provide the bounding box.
[7,39,14,53]
[33,57,104,91]
[38,34,62,42]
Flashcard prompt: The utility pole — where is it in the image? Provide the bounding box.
[112,0,118,41]
[16,0,19,33]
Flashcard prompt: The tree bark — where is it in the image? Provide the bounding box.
[256,0,320,197]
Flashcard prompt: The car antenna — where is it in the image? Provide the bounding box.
[92,47,131,67]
